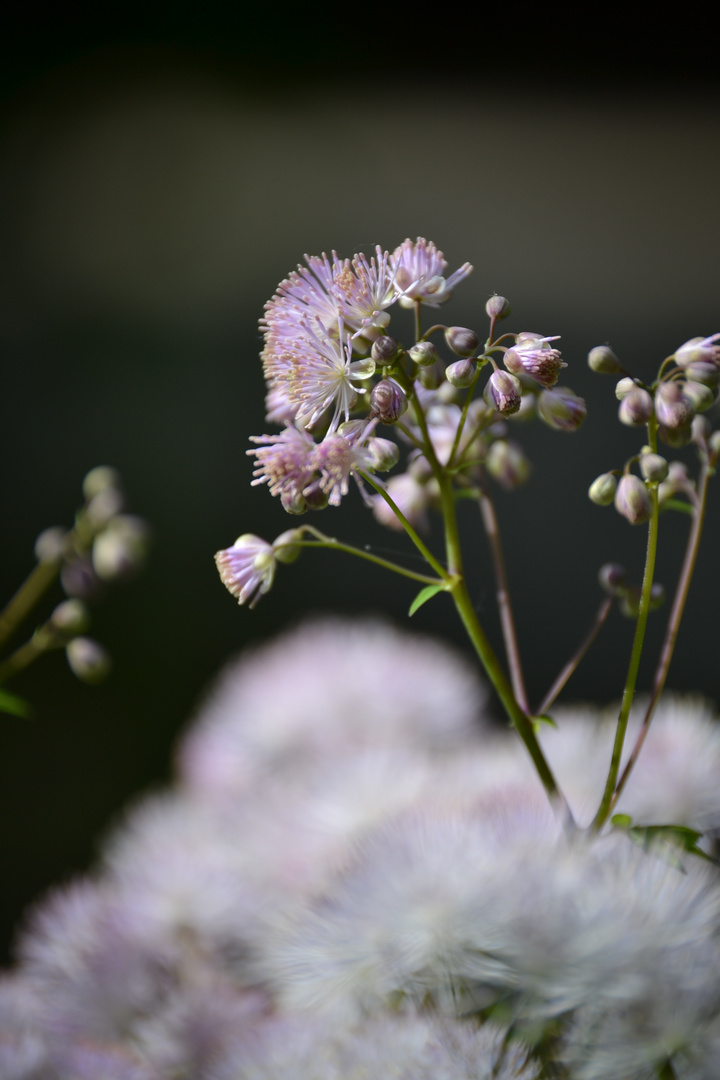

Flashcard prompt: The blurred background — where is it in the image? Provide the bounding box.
[1,2,719,961]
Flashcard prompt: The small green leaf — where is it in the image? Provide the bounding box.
[408,583,445,617]
[611,813,633,829]
[0,688,32,719]
[531,713,557,732]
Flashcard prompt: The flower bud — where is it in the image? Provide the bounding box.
[445,358,476,388]
[484,370,522,416]
[303,481,330,511]
[588,345,622,374]
[50,599,91,635]
[92,516,150,581]
[588,472,618,506]
[710,431,720,456]
[366,437,400,472]
[537,387,586,431]
[417,361,443,390]
[685,360,720,388]
[620,583,665,619]
[598,562,626,594]
[639,452,668,483]
[272,528,303,564]
[674,334,720,368]
[615,377,637,400]
[371,335,400,365]
[618,387,653,426]
[658,423,692,448]
[654,381,694,430]
[682,380,717,412]
[85,487,124,528]
[445,326,479,357]
[408,341,438,367]
[485,295,511,320]
[485,439,531,489]
[66,637,112,684]
[369,378,408,424]
[614,474,651,524]
[503,333,565,388]
[82,466,121,500]
[280,490,308,515]
[691,416,710,445]
[61,557,104,600]
[34,526,67,564]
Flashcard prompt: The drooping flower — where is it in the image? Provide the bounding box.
[503,333,566,388]
[390,237,473,308]
[314,425,377,506]
[214,535,276,607]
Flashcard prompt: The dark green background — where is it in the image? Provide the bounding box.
[2,4,720,961]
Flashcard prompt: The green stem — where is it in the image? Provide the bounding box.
[592,484,660,831]
[447,368,482,471]
[0,559,61,649]
[609,458,712,815]
[536,595,613,716]
[475,474,529,713]
[437,468,567,811]
[284,533,445,587]
[0,626,57,684]
[357,473,450,581]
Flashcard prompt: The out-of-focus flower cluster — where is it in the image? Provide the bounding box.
[4,618,720,1078]
[0,467,150,709]
[216,238,588,606]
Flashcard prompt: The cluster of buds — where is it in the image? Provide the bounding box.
[588,338,720,526]
[0,467,150,703]
[217,239,587,604]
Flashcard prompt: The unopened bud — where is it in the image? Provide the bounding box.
[691,416,710,445]
[658,423,693,448]
[92,516,150,581]
[485,439,531,489]
[615,377,637,400]
[685,361,720,388]
[371,335,400,364]
[445,358,476,388]
[486,295,511,320]
[61,557,104,600]
[709,431,720,456]
[50,599,90,635]
[272,529,303,564]
[303,481,329,511]
[639,452,668,483]
[614,474,651,525]
[654,381,694,430]
[445,326,479,358]
[85,487,124,528]
[682,380,717,413]
[34,526,67,564]
[598,563,626,594]
[588,472,618,506]
[674,335,720,369]
[280,490,308,514]
[537,387,586,431]
[484,370,522,416]
[408,341,438,367]
[618,387,653,426]
[66,637,112,684]
[417,361,443,390]
[588,345,622,374]
[366,437,400,472]
[82,466,121,500]
[369,378,408,424]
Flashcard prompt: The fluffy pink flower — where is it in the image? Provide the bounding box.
[247,425,318,505]
[214,535,276,607]
[390,237,473,308]
[315,427,376,506]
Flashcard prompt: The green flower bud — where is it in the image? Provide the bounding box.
[485,439,531,489]
[66,637,112,684]
[485,295,511,320]
[272,529,303,564]
[685,360,720,388]
[82,466,121,500]
[615,377,637,400]
[588,345,622,374]
[50,599,91,635]
[588,472,618,506]
[639,452,668,483]
[682,380,717,413]
[34,526,67,564]
[366,437,400,472]
[709,431,720,456]
[445,358,477,388]
[408,341,438,367]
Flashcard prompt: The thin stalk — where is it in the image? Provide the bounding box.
[437,469,568,811]
[476,473,529,713]
[592,485,660,831]
[446,367,482,472]
[536,596,613,716]
[358,472,450,581]
[0,626,56,684]
[0,559,61,649]
[610,458,712,814]
[283,535,445,587]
